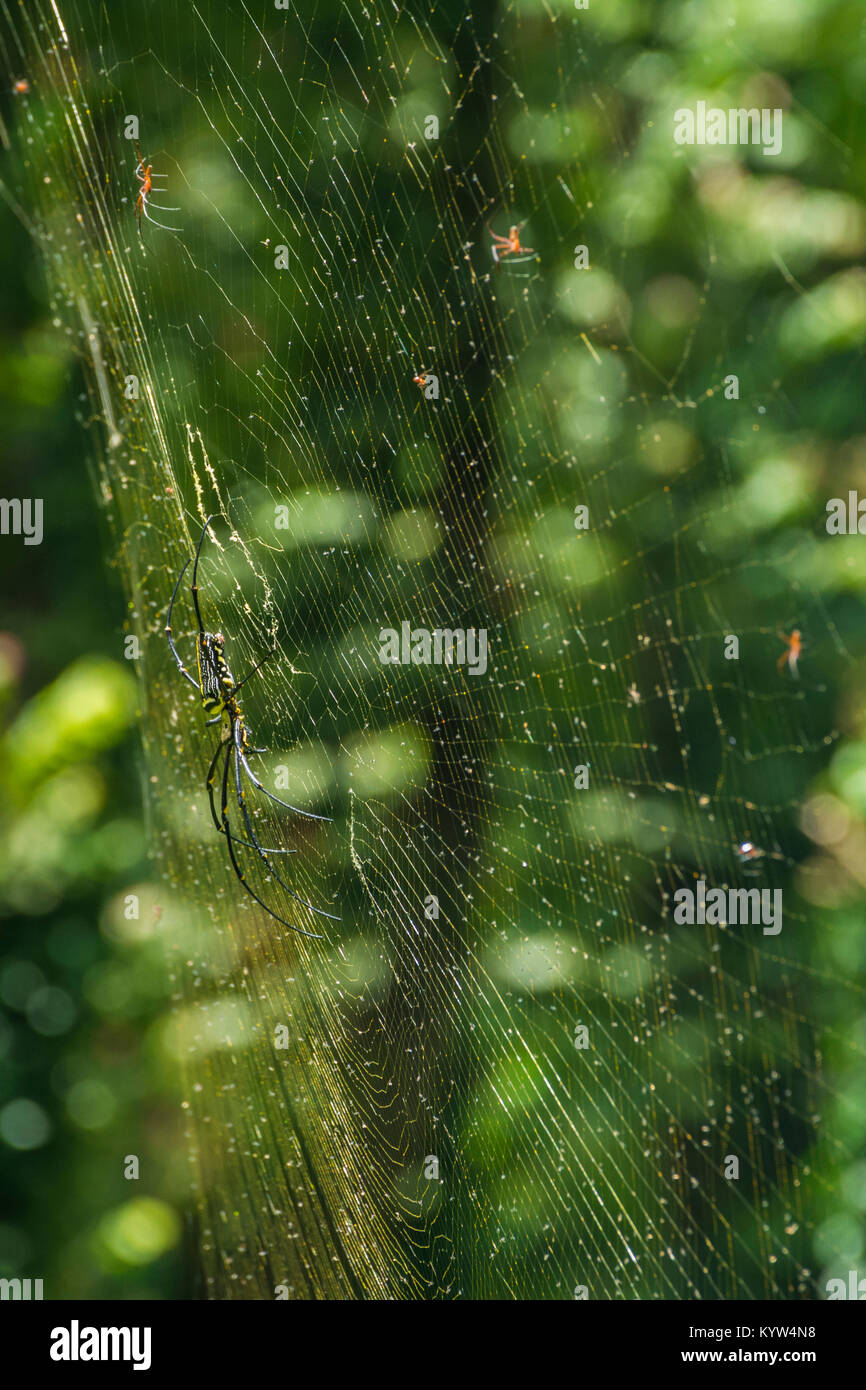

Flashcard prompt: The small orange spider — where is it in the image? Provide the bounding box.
[13,78,30,95]
[777,628,802,678]
[488,221,534,266]
[413,368,431,388]
[134,142,181,234]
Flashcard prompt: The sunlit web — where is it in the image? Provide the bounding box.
[1,0,862,1299]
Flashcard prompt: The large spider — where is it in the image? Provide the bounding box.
[165,515,336,938]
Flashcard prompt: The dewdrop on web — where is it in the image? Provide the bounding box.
[736,841,764,865]
[736,841,765,876]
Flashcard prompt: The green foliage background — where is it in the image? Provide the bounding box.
[0,0,865,1299]
[0,142,181,1293]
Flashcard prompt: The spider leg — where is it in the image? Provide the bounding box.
[208,737,231,834]
[232,649,276,696]
[141,203,182,232]
[165,558,201,691]
[497,251,536,267]
[232,723,339,920]
[222,833,323,939]
[237,745,332,822]
[190,515,215,636]
[218,745,323,939]
[206,736,293,854]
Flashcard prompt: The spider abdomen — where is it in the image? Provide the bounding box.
[196,632,232,710]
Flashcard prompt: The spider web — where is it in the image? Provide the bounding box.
[1,0,864,1299]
